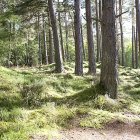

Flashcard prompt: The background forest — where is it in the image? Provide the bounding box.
[0,0,138,68]
[0,0,140,140]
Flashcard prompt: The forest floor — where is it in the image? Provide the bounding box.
[31,125,140,140]
[0,62,140,140]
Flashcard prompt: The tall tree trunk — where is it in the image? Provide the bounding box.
[58,0,65,62]
[42,14,48,65]
[25,32,30,66]
[132,26,135,68]
[99,0,102,60]
[13,23,18,67]
[8,22,12,67]
[132,2,135,68]
[132,25,135,68]
[135,0,140,54]
[74,0,83,75]
[85,0,96,74]
[100,0,118,99]
[37,13,42,66]
[48,0,64,72]
[48,27,54,64]
[81,25,86,60]
[119,0,125,66]
[95,0,100,62]
[48,12,54,64]
[135,26,139,68]
[115,0,121,65]
[65,12,69,61]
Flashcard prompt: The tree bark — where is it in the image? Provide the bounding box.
[81,25,86,60]
[95,0,100,62]
[42,14,48,65]
[37,13,42,66]
[85,0,96,74]
[132,26,135,68]
[135,26,139,68]
[58,0,65,62]
[48,0,64,72]
[65,12,69,61]
[119,0,125,66]
[74,0,83,75]
[100,0,118,99]
[135,0,140,54]
[99,0,102,60]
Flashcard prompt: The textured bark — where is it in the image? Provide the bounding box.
[42,14,48,65]
[48,0,63,72]
[135,0,140,54]
[65,12,69,61]
[115,0,120,64]
[48,12,54,64]
[81,25,86,60]
[37,13,42,66]
[135,26,139,68]
[48,28,54,64]
[85,0,96,74]
[132,2,135,68]
[58,0,65,62]
[100,0,118,99]
[119,0,125,66]
[95,0,100,62]
[99,0,102,59]
[74,0,83,75]
[132,26,135,68]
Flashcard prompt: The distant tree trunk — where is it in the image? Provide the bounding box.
[25,33,30,66]
[135,26,139,68]
[135,0,140,54]
[69,11,76,60]
[13,22,18,67]
[100,0,118,99]
[132,26,135,68]
[95,0,100,62]
[119,0,125,66]
[8,22,12,67]
[99,0,102,59]
[74,0,83,75]
[48,12,54,64]
[115,0,121,65]
[58,0,65,62]
[132,2,135,68]
[65,12,69,61]
[48,0,64,72]
[37,13,42,66]
[42,14,48,65]
[81,25,86,60]
[48,28,54,64]
[85,0,96,74]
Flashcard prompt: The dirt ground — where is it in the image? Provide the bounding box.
[31,122,140,140]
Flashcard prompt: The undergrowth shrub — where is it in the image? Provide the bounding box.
[21,79,45,107]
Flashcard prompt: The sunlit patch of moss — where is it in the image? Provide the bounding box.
[80,110,114,129]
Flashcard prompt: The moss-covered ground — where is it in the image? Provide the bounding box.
[0,63,140,140]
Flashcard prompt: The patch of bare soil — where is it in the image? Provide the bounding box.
[30,122,140,140]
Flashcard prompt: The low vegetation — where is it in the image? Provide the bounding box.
[0,64,140,140]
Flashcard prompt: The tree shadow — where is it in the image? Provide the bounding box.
[43,84,105,107]
[0,95,22,110]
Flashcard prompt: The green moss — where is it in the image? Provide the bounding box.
[0,64,140,139]
[80,110,114,129]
